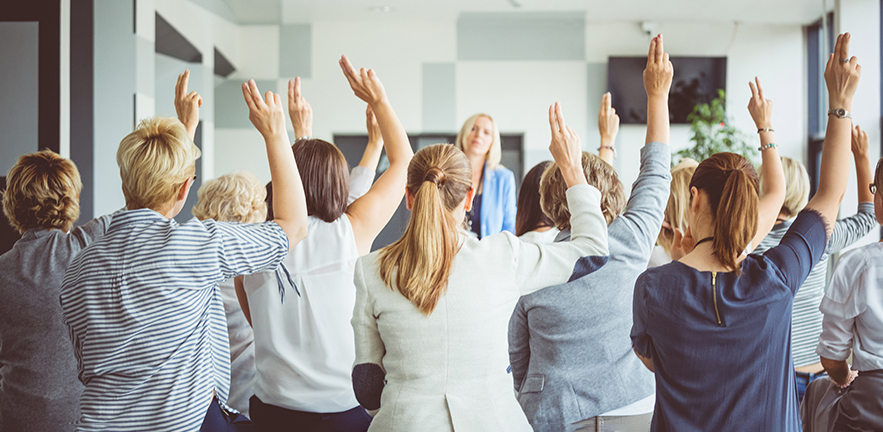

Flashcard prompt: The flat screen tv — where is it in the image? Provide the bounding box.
[607,56,727,124]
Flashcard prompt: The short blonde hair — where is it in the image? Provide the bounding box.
[192,172,267,223]
[455,114,502,170]
[117,117,201,210]
[539,151,625,228]
[657,158,699,255]
[2,150,82,234]
[759,156,809,218]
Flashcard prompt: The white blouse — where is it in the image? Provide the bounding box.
[243,215,362,413]
[219,278,255,416]
[817,242,883,371]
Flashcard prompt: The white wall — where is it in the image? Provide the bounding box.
[215,17,807,193]
[838,0,882,251]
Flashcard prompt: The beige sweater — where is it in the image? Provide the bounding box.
[351,184,608,432]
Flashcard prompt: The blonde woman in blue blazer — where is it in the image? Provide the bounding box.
[456,113,517,238]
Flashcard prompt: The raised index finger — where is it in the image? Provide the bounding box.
[748,81,757,99]
[293,76,302,100]
[601,92,610,111]
[339,55,359,87]
[832,34,844,64]
[655,34,664,65]
[646,37,657,67]
[840,33,851,61]
[554,102,567,134]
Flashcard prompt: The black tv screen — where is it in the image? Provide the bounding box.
[607,56,727,124]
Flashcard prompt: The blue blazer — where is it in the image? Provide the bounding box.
[479,164,517,237]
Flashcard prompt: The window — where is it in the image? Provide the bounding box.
[806,12,835,197]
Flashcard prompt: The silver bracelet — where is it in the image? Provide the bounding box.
[757,127,774,133]
[295,136,311,141]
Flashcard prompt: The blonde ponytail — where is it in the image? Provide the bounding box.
[379,144,472,315]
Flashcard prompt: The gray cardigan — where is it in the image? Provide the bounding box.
[508,142,671,430]
[0,214,112,432]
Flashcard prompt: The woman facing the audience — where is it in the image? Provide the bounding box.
[456,113,517,238]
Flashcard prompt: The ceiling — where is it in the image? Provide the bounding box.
[218,0,831,25]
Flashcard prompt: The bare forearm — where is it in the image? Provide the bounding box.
[599,137,615,165]
[855,152,874,203]
[821,356,851,384]
[359,140,383,169]
[645,96,670,145]
[371,100,412,166]
[807,116,853,227]
[759,131,785,201]
[266,133,308,247]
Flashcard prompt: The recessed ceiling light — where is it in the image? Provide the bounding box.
[369,6,393,13]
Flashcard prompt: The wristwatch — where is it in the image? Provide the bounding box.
[828,108,852,119]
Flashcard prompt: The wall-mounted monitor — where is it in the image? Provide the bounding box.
[607,56,727,124]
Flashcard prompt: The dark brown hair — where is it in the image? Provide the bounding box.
[516,161,555,236]
[379,144,473,315]
[689,152,759,272]
[293,139,349,222]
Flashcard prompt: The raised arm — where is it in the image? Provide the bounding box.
[288,77,313,140]
[242,80,308,249]
[804,33,863,233]
[598,92,619,165]
[175,70,202,141]
[360,105,384,170]
[644,35,672,146]
[825,125,877,253]
[747,77,786,251]
[852,125,874,204]
[340,55,414,255]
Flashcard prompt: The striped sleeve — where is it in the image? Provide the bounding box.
[207,220,289,280]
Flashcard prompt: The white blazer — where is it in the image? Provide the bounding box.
[352,184,609,431]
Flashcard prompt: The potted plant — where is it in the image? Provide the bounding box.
[675,90,755,165]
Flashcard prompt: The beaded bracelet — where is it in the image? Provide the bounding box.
[832,369,859,389]
[758,142,778,152]
[598,145,616,158]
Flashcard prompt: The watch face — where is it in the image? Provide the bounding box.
[836,108,847,116]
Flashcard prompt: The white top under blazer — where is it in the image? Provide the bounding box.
[352,184,609,431]
[243,214,361,413]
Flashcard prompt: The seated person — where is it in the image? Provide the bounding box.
[516,160,558,244]
[192,171,268,417]
[647,158,698,268]
[0,150,116,432]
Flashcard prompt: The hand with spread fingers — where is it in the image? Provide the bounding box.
[339,55,388,106]
[643,34,674,100]
[288,77,313,140]
[852,124,869,158]
[175,69,202,140]
[748,77,774,130]
[825,32,861,112]
[548,102,586,188]
[242,79,288,141]
[359,105,384,169]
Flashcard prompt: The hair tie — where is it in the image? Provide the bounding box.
[424,167,447,187]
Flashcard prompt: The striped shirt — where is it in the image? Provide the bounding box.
[60,209,288,432]
[753,202,876,367]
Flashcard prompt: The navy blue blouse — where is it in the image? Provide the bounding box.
[631,210,828,432]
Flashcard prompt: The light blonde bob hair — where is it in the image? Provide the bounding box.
[192,172,267,223]
[117,116,201,210]
[2,150,82,234]
[540,151,626,228]
[379,144,472,315]
[455,113,502,170]
[759,156,810,218]
[657,158,699,256]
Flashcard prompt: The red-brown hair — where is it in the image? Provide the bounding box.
[689,152,759,272]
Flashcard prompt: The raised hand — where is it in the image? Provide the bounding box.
[242,79,288,140]
[852,125,869,157]
[747,77,773,129]
[339,55,388,106]
[366,105,382,145]
[670,226,695,261]
[548,102,586,188]
[288,77,312,140]
[643,34,674,99]
[598,92,620,142]
[175,69,202,140]
[826,33,861,111]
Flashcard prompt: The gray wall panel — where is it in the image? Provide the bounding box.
[215,79,276,129]
[136,35,156,97]
[422,63,456,132]
[457,12,585,61]
[279,24,311,78]
[93,0,136,214]
[0,22,39,175]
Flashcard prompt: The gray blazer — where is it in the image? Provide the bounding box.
[509,142,671,430]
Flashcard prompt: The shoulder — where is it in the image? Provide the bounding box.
[833,244,877,277]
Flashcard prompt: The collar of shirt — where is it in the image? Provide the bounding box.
[108,208,177,233]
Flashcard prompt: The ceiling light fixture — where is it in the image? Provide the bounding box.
[369,6,393,13]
